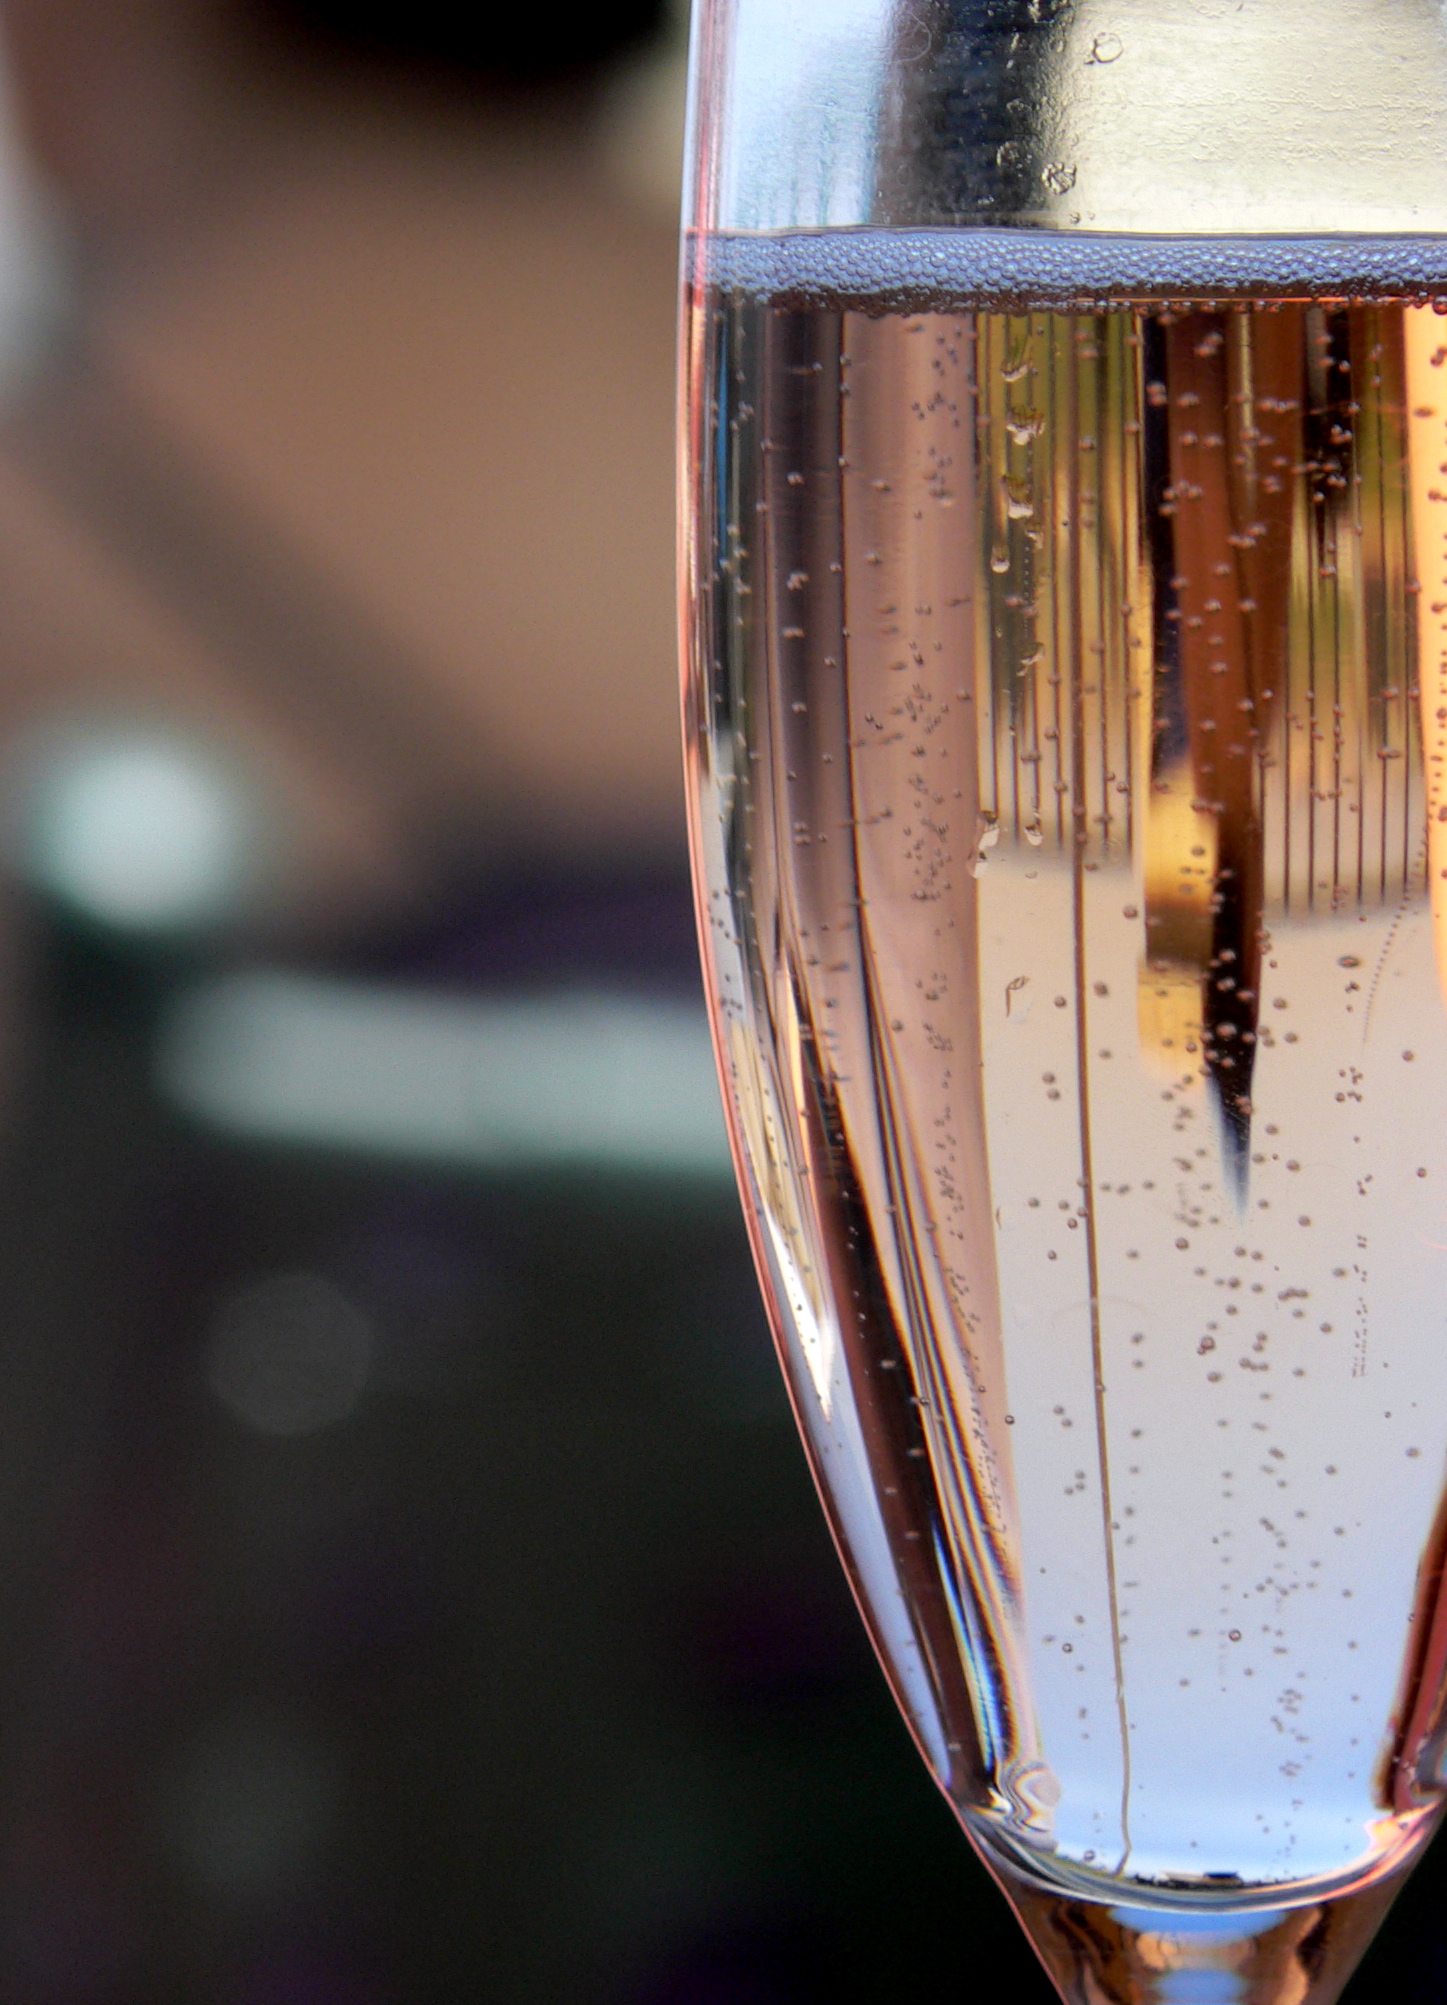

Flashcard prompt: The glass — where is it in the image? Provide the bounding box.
[679,4,1447,2001]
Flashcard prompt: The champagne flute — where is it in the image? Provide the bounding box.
[680,4,1447,1999]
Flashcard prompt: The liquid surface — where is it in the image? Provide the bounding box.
[683,230,1447,1908]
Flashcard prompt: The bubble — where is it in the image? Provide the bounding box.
[990,544,1011,574]
[1229,1630,1242,1642]
[698,233,1447,314]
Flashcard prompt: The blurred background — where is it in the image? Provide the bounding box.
[0,3,1432,2000]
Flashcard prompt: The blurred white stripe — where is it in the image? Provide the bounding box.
[157,972,732,1175]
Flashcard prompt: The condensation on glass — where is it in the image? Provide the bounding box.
[689,0,1447,239]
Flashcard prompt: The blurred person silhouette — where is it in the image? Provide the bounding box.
[0,0,685,935]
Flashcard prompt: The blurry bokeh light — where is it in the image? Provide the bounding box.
[14,726,269,934]
[159,971,732,1174]
[206,1270,375,1437]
